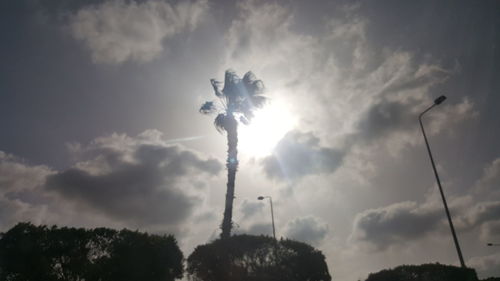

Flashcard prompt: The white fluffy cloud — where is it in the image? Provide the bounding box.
[70,0,208,64]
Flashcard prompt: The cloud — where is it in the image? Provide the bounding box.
[45,130,222,229]
[222,0,312,74]
[350,201,442,250]
[461,201,500,227]
[0,152,54,230]
[0,152,53,194]
[284,216,328,246]
[354,96,476,152]
[70,0,208,64]
[356,99,418,142]
[349,156,500,252]
[261,131,344,181]
[235,222,273,237]
[222,0,476,161]
[468,253,500,279]
[452,159,500,236]
[239,199,264,220]
[479,220,500,241]
[474,158,500,198]
[455,201,500,243]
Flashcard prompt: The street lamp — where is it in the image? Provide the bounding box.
[487,243,500,246]
[258,195,276,239]
[419,95,466,268]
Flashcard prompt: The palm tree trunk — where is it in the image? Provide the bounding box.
[220,114,238,239]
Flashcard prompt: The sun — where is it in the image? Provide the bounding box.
[238,99,296,158]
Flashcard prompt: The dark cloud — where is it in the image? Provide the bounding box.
[466,201,500,226]
[350,158,500,251]
[356,99,417,141]
[261,131,344,181]
[45,131,222,228]
[353,95,476,152]
[239,199,264,219]
[351,201,442,250]
[284,216,328,246]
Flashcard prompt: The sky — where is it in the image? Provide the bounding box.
[1,0,500,280]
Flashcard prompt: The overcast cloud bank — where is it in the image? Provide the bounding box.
[1,130,222,234]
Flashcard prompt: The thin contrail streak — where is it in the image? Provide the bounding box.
[164,135,205,144]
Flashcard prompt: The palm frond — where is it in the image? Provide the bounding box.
[222,70,241,104]
[210,79,223,97]
[199,101,217,114]
[242,71,256,84]
[239,95,267,122]
[214,113,227,133]
[243,71,264,95]
[250,95,267,108]
[202,70,267,127]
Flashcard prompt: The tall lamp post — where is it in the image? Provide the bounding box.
[419,95,466,268]
[258,196,276,240]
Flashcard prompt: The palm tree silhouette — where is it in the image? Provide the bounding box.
[200,70,266,239]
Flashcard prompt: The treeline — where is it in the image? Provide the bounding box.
[0,223,183,281]
[2,223,498,281]
[365,263,478,281]
[0,223,331,281]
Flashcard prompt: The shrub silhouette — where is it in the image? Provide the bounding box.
[365,263,478,281]
[187,234,331,281]
[0,222,183,281]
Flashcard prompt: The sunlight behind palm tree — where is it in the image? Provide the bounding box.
[199,70,268,239]
[239,98,296,158]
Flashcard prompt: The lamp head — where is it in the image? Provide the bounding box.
[434,95,447,105]
[257,196,265,200]
[487,243,493,246]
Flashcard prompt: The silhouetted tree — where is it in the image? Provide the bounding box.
[199,70,267,239]
[0,223,57,281]
[187,234,332,281]
[102,229,183,281]
[0,223,183,281]
[365,263,478,281]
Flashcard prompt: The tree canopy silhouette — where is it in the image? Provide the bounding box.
[0,223,183,281]
[187,234,332,281]
[199,70,267,239]
[365,263,478,281]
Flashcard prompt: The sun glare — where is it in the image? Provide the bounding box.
[238,99,296,158]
